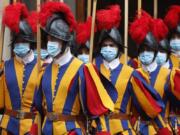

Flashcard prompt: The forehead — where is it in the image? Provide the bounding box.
[15,38,28,43]
[78,46,89,54]
[102,38,115,44]
[47,35,63,43]
[171,33,180,39]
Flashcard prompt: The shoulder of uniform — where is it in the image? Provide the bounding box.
[160,66,171,75]
[4,58,13,65]
[73,57,84,65]
[122,64,134,72]
[172,67,180,71]
[170,67,180,76]
[136,67,141,71]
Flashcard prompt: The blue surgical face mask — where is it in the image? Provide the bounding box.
[47,41,61,57]
[34,49,49,60]
[155,52,167,65]
[170,39,180,51]
[100,46,118,62]
[13,43,30,58]
[139,51,155,65]
[77,54,89,63]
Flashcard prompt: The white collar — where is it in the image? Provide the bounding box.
[103,57,120,70]
[142,61,158,73]
[44,57,53,64]
[54,47,73,66]
[16,50,35,65]
[162,60,170,69]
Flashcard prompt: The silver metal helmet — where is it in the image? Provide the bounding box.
[44,14,72,42]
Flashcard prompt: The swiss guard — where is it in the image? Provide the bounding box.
[130,11,180,135]
[94,4,135,68]
[93,5,166,135]
[35,1,117,135]
[152,19,171,68]
[164,5,180,69]
[75,17,95,64]
[152,13,180,135]
[0,3,39,135]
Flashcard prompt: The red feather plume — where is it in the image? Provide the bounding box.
[39,1,76,32]
[152,19,169,42]
[76,17,97,45]
[96,5,121,31]
[26,11,38,33]
[164,5,180,30]
[129,11,153,45]
[3,3,29,33]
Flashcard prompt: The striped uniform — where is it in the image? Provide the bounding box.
[136,66,180,134]
[94,58,164,135]
[35,57,117,135]
[169,68,180,133]
[0,58,38,135]
[169,54,179,69]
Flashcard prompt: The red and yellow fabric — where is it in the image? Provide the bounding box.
[169,54,179,69]
[84,63,116,114]
[35,57,117,135]
[0,58,39,135]
[170,68,180,100]
[130,78,162,118]
[130,58,142,69]
[169,68,180,134]
[136,67,173,135]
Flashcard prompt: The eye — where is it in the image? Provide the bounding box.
[109,44,115,47]
[102,44,108,47]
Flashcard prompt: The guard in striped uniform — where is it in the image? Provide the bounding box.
[35,2,118,135]
[93,6,167,135]
[0,3,39,135]
[164,5,180,69]
[152,17,180,134]
[75,17,95,64]
[152,19,171,69]
[94,5,135,68]
[130,11,180,135]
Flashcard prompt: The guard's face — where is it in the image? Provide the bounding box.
[170,33,180,52]
[100,38,119,62]
[15,37,29,44]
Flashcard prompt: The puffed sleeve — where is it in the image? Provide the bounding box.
[130,71,164,118]
[78,63,118,134]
